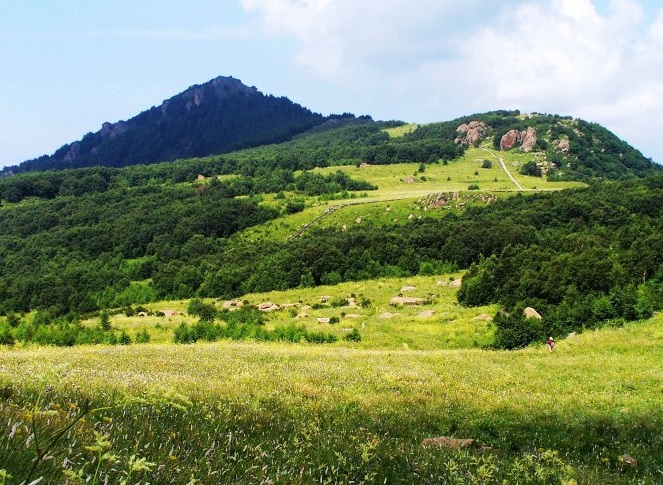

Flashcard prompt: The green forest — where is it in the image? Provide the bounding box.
[1,110,662,350]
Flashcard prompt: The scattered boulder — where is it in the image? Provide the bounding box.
[258,302,280,312]
[137,312,148,317]
[400,285,417,292]
[222,299,244,310]
[448,279,462,288]
[403,175,417,184]
[472,313,493,321]
[523,307,542,320]
[618,454,637,468]
[421,437,476,449]
[344,314,362,319]
[390,296,426,306]
[159,309,177,318]
[296,312,309,319]
[378,312,398,319]
[355,217,362,224]
[555,136,571,153]
[279,303,300,308]
[417,310,435,318]
[319,295,332,303]
[568,331,578,338]
[316,317,331,324]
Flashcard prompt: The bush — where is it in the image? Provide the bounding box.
[173,322,194,344]
[135,328,151,343]
[119,330,132,345]
[344,328,362,342]
[493,306,543,350]
[481,159,492,169]
[468,184,480,191]
[519,160,542,177]
[0,323,15,346]
[187,298,217,321]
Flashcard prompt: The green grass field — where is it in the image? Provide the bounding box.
[101,274,495,349]
[1,311,661,483]
[241,145,584,243]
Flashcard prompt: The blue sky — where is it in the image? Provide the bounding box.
[2,0,663,168]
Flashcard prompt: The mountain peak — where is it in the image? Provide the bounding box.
[7,76,326,173]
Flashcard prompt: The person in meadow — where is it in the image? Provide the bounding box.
[546,336,555,352]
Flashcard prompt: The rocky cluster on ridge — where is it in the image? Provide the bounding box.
[500,127,537,152]
[454,121,488,146]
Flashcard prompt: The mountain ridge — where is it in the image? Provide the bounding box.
[1,75,659,183]
[4,76,330,174]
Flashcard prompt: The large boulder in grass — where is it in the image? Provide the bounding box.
[421,436,476,449]
[390,296,426,306]
[523,307,542,319]
[258,302,280,312]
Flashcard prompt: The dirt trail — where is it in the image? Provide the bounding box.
[481,148,524,191]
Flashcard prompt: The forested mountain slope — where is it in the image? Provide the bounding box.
[3,76,327,174]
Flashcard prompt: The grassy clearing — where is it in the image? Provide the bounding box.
[383,123,419,138]
[89,274,496,350]
[1,314,661,483]
[240,147,584,243]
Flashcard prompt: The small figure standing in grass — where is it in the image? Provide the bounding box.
[546,336,555,352]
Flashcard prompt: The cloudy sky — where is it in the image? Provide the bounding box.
[1,0,662,169]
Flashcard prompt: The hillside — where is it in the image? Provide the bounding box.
[3,76,329,174]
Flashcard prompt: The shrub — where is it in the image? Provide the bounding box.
[468,184,480,191]
[173,322,194,344]
[0,323,15,346]
[519,160,542,177]
[493,305,543,350]
[344,328,362,342]
[187,298,217,321]
[481,159,492,169]
[135,328,151,343]
[119,330,132,345]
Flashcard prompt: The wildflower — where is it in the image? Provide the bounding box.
[127,454,156,473]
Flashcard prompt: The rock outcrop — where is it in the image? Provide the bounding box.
[523,307,542,320]
[455,121,488,146]
[500,127,537,152]
[520,127,537,152]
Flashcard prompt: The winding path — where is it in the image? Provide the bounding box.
[481,148,524,191]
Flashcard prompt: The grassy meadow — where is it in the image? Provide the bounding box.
[0,311,662,483]
[242,144,584,243]
[97,274,496,349]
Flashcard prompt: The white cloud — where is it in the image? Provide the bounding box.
[243,0,663,161]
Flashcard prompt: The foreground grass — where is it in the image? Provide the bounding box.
[1,315,662,483]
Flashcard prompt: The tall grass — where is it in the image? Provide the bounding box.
[1,314,661,483]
